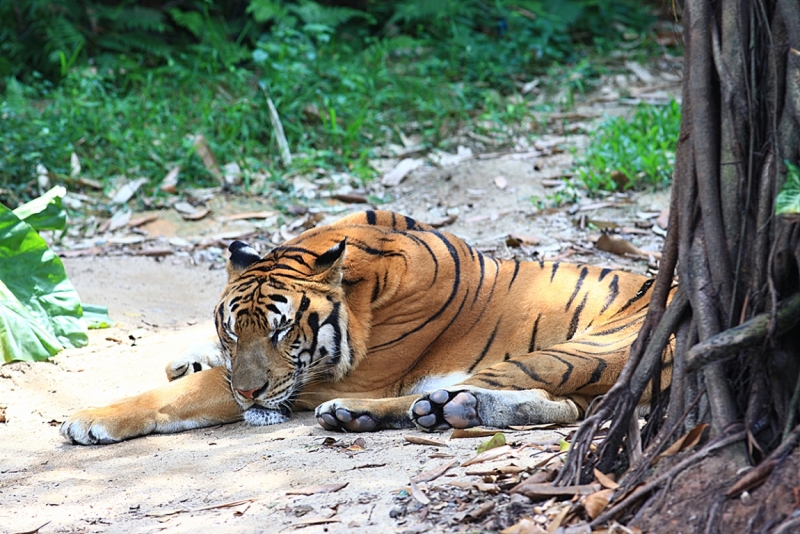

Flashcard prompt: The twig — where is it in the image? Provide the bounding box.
[686,292,800,370]
[11,521,51,534]
[590,428,746,527]
[261,86,292,167]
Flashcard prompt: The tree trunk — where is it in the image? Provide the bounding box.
[557,0,800,531]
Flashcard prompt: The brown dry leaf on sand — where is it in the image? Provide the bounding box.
[593,468,619,490]
[411,460,458,483]
[501,517,548,534]
[583,488,614,519]
[405,435,448,446]
[652,423,709,465]
[451,428,500,439]
[462,444,514,467]
[595,233,661,260]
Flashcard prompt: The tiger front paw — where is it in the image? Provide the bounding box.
[315,401,379,432]
[60,407,151,445]
[411,389,481,431]
[165,339,226,381]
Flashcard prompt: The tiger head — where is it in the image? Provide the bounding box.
[215,238,352,424]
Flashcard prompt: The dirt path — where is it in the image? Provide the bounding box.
[0,92,677,534]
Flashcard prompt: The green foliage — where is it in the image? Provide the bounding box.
[775,161,800,216]
[575,100,681,195]
[1,0,665,203]
[0,187,87,362]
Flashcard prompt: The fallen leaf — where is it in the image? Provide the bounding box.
[78,177,103,190]
[292,516,340,528]
[412,460,458,483]
[547,504,572,533]
[653,423,709,465]
[726,458,778,497]
[584,488,614,519]
[381,158,424,187]
[657,208,670,229]
[409,478,430,505]
[458,501,495,522]
[477,432,507,454]
[451,428,501,439]
[110,177,149,205]
[509,423,559,431]
[222,161,242,187]
[464,464,528,476]
[286,483,348,496]
[128,213,159,228]
[405,435,448,447]
[107,208,132,232]
[501,518,547,534]
[221,211,276,221]
[160,166,181,193]
[595,234,661,260]
[427,214,458,228]
[446,480,501,493]
[462,444,513,467]
[593,468,619,490]
[70,152,81,179]
[506,234,540,247]
[494,176,508,190]
[510,482,601,499]
[193,134,222,182]
[332,193,368,203]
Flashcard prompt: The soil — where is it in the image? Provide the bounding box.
[0,74,690,533]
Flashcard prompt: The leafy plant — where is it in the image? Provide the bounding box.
[776,161,800,216]
[575,100,681,195]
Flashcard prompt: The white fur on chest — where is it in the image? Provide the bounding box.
[409,372,472,395]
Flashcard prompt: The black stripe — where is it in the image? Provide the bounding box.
[369,231,462,350]
[404,215,417,230]
[600,274,620,314]
[473,376,523,390]
[371,272,381,303]
[588,317,643,336]
[598,268,611,282]
[404,233,439,286]
[468,321,500,373]
[615,279,655,316]
[550,262,560,283]
[508,359,548,385]
[544,353,575,387]
[528,314,541,352]
[268,294,288,303]
[366,210,377,225]
[472,251,486,306]
[577,359,608,389]
[391,212,397,228]
[565,267,588,311]
[567,293,588,340]
[508,260,521,290]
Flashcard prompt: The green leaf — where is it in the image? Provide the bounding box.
[0,279,63,362]
[559,438,571,452]
[476,432,507,453]
[82,303,115,329]
[0,201,87,356]
[776,161,800,215]
[12,185,67,232]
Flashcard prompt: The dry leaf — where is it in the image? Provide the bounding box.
[509,423,559,431]
[292,516,340,528]
[409,478,430,505]
[160,166,180,193]
[110,177,148,205]
[128,213,159,228]
[506,234,540,247]
[465,464,529,476]
[725,458,778,497]
[181,207,210,221]
[427,214,458,228]
[510,482,601,499]
[547,505,572,533]
[653,423,709,465]
[494,175,509,189]
[656,208,670,229]
[381,158,424,186]
[462,444,513,467]
[221,211,277,221]
[593,469,619,490]
[193,134,222,181]
[451,428,501,439]
[107,208,132,232]
[583,488,614,519]
[412,460,457,483]
[460,502,495,522]
[501,518,548,534]
[286,483,348,496]
[70,152,81,179]
[595,234,661,260]
[333,193,368,203]
[405,435,448,447]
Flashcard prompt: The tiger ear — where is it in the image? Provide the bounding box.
[227,241,260,280]
[312,238,347,285]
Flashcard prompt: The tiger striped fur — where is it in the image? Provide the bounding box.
[61,210,672,444]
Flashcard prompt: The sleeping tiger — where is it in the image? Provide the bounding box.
[61,210,672,444]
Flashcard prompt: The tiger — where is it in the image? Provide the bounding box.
[61,210,672,445]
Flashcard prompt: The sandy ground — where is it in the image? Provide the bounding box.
[0,99,677,534]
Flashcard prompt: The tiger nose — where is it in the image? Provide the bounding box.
[237,387,261,400]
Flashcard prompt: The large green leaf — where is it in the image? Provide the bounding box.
[0,279,64,362]
[0,200,87,362]
[12,185,68,232]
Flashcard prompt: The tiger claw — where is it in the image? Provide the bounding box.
[411,389,481,431]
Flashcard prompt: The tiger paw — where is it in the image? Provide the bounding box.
[165,339,226,381]
[411,389,481,431]
[61,408,142,445]
[315,401,379,432]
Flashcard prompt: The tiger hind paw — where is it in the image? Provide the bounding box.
[411,389,481,431]
[315,401,379,432]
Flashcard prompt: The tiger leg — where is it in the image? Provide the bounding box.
[314,395,421,432]
[61,366,243,445]
[410,386,581,431]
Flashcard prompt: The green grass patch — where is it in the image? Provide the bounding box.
[575,99,681,195]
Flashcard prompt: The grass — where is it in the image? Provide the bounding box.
[574,99,682,195]
[0,0,677,208]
